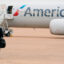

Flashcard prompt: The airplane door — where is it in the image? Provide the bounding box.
[6,6,13,19]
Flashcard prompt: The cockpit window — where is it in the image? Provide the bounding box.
[7,6,13,14]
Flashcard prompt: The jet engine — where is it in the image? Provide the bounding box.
[50,19,64,35]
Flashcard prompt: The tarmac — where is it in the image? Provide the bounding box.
[0,28,64,64]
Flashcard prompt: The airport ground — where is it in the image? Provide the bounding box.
[0,28,64,64]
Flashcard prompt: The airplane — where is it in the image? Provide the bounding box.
[0,0,64,48]
[0,0,64,36]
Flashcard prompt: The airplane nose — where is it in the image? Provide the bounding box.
[0,39,6,48]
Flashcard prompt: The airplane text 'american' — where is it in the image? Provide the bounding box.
[24,7,64,17]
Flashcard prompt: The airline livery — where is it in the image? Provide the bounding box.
[0,0,64,36]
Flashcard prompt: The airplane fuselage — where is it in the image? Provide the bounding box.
[1,0,64,28]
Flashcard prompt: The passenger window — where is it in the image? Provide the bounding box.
[7,6,13,14]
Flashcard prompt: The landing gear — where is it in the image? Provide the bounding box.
[5,32,10,37]
[4,29,13,37]
[0,28,6,48]
[0,38,6,48]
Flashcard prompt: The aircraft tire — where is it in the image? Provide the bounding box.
[0,39,6,48]
[5,32,10,37]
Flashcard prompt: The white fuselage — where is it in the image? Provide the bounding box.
[0,0,64,28]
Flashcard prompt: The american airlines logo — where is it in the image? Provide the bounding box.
[24,7,64,17]
[14,5,64,17]
[13,5,26,16]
